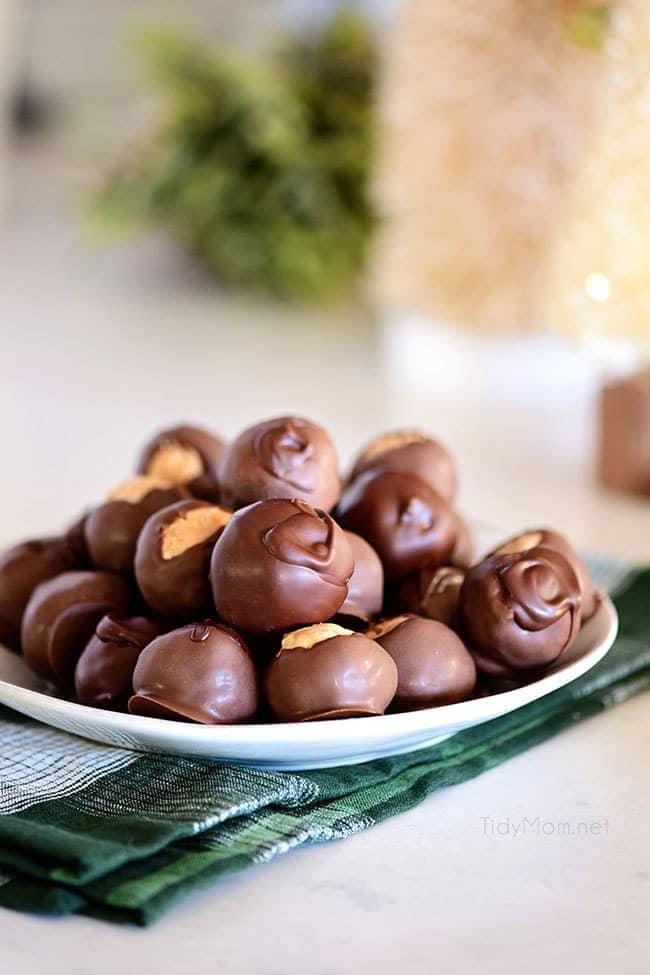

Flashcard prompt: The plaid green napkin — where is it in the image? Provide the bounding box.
[0,562,647,926]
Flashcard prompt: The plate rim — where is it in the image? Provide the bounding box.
[0,596,619,751]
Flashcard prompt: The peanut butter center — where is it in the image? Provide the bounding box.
[365,615,410,639]
[147,443,204,484]
[161,506,231,559]
[107,475,174,504]
[494,531,544,556]
[280,622,354,652]
[361,430,427,461]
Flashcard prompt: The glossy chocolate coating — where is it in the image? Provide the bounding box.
[129,621,259,724]
[398,565,465,629]
[336,469,457,582]
[0,537,78,651]
[350,431,457,502]
[369,615,476,709]
[85,482,189,573]
[460,547,582,676]
[450,515,474,569]
[490,528,599,621]
[218,416,341,512]
[21,570,132,683]
[337,532,384,623]
[75,613,164,710]
[63,513,92,567]
[210,498,353,635]
[137,424,225,502]
[134,500,230,619]
[264,626,398,721]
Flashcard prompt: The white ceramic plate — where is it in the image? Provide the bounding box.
[0,598,618,769]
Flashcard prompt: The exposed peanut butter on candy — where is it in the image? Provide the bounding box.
[366,615,410,639]
[428,566,464,592]
[147,443,204,484]
[107,475,175,504]
[161,506,231,560]
[494,531,544,556]
[360,430,428,461]
[280,622,354,652]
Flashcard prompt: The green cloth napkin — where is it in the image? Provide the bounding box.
[0,563,647,926]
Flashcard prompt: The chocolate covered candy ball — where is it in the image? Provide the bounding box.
[490,528,599,621]
[85,476,189,573]
[218,416,341,512]
[135,500,231,619]
[75,613,164,711]
[367,615,476,710]
[129,621,259,724]
[0,537,78,651]
[350,430,457,502]
[460,547,582,677]
[21,570,132,685]
[337,531,384,624]
[137,424,225,502]
[264,623,398,721]
[63,513,92,567]
[399,565,465,629]
[336,470,457,582]
[451,515,474,569]
[210,498,353,635]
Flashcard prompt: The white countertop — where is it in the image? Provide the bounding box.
[2,694,649,975]
[0,145,649,972]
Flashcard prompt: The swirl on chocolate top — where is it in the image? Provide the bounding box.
[262,506,342,582]
[219,416,341,511]
[460,547,582,676]
[350,430,457,502]
[75,613,164,710]
[210,498,353,635]
[255,420,317,491]
[336,469,457,582]
[97,614,157,646]
[490,528,599,621]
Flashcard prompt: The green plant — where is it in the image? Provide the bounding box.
[93,10,378,302]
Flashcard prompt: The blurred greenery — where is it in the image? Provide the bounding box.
[92,10,378,303]
[566,3,612,51]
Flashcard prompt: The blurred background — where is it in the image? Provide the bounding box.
[0,0,648,557]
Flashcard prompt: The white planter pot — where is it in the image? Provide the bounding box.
[377,313,600,466]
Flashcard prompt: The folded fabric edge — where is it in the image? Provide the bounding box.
[0,566,647,925]
[1,654,648,926]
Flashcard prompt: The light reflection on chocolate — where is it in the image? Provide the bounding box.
[337,469,457,581]
[219,416,340,511]
[264,623,397,721]
[460,547,582,676]
[350,430,457,502]
[211,499,353,635]
[368,614,476,709]
[129,621,259,724]
[75,613,166,711]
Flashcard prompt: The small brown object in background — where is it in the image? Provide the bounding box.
[598,368,650,496]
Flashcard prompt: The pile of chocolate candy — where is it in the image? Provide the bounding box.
[0,418,600,724]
